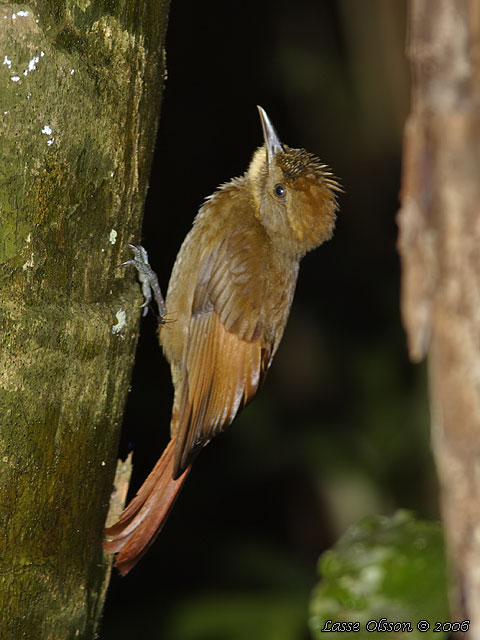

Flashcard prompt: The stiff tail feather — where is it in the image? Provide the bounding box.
[104,438,190,575]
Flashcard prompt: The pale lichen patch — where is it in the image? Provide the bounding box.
[22,256,34,270]
[111,308,126,334]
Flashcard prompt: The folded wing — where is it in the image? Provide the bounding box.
[173,229,273,477]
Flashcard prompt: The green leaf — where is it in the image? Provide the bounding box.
[309,511,451,639]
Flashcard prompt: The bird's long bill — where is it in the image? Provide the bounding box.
[257,106,283,166]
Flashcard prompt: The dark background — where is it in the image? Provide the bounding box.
[102,1,436,638]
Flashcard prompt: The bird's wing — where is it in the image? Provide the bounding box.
[172,229,273,477]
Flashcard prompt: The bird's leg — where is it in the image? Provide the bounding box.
[120,244,167,320]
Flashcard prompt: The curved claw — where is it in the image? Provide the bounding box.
[120,244,167,320]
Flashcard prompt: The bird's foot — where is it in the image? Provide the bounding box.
[120,244,167,320]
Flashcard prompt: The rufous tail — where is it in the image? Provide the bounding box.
[104,438,190,575]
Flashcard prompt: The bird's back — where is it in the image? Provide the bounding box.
[160,176,299,475]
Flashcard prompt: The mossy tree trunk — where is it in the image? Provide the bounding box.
[0,1,170,637]
[398,0,480,633]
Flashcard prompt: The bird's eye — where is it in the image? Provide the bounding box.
[274,184,286,198]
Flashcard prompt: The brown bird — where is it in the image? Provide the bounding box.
[104,106,340,575]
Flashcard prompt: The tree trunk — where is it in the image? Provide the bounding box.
[398,0,480,633]
[0,1,170,637]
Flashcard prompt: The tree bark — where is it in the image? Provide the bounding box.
[0,1,170,637]
[398,0,480,633]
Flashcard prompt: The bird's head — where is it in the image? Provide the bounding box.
[247,106,341,258]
